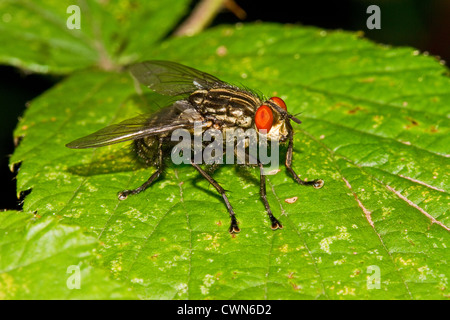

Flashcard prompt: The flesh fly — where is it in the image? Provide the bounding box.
[66,60,324,233]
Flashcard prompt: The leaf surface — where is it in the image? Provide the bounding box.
[8,23,450,299]
[0,211,136,299]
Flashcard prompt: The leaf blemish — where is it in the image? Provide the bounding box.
[319,226,352,254]
[347,106,364,114]
[284,196,298,204]
[216,45,227,57]
[200,274,215,295]
[290,282,301,291]
[405,117,419,129]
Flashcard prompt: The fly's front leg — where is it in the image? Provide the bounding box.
[259,162,283,230]
[285,130,324,189]
[190,160,240,234]
[118,138,165,200]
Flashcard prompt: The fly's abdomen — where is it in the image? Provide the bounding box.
[134,136,160,166]
[189,88,259,128]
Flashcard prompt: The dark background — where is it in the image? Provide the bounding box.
[1,0,449,210]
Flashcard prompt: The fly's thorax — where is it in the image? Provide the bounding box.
[189,87,260,129]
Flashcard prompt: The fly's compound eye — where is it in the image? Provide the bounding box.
[255,105,273,133]
[269,97,287,111]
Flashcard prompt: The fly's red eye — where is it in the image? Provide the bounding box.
[255,105,273,133]
[269,97,287,111]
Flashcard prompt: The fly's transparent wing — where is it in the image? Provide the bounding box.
[66,101,201,149]
[129,60,229,96]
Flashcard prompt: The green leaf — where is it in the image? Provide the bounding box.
[9,23,450,299]
[0,0,190,73]
[0,210,136,299]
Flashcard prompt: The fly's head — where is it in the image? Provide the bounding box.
[254,97,299,143]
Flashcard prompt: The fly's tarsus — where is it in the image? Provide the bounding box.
[288,172,325,189]
[190,159,241,234]
[118,137,165,200]
[118,167,163,200]
[118,191,129,200]
[313,179,324,189]
[285,121,325,190]
[259,162,283,231]
[270,219,283,230]
[229,215,240,234]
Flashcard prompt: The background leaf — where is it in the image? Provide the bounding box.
[6,18,450,300]
[0,0,190,73]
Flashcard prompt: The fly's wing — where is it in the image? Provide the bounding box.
[66,101,202,149]
[129,60,229,96]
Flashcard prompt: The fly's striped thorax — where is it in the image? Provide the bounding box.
[189,87,261,128]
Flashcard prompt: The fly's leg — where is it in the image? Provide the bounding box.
[259,162,283,230]
[118,138,164,200]
[285,130,324,189]
[190,160,240,234]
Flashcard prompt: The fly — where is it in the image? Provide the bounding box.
[66,60,324,234]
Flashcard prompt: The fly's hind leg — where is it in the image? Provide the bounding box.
[190,160,240,234]
[259,162,283,230]
[118,137,165,200]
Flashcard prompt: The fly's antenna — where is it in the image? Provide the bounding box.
[288,114,302,125]
[266,100,302,124]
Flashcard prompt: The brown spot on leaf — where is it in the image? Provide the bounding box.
[347,106,363,114]
[405,117,419,129]
[290,282,300,291]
